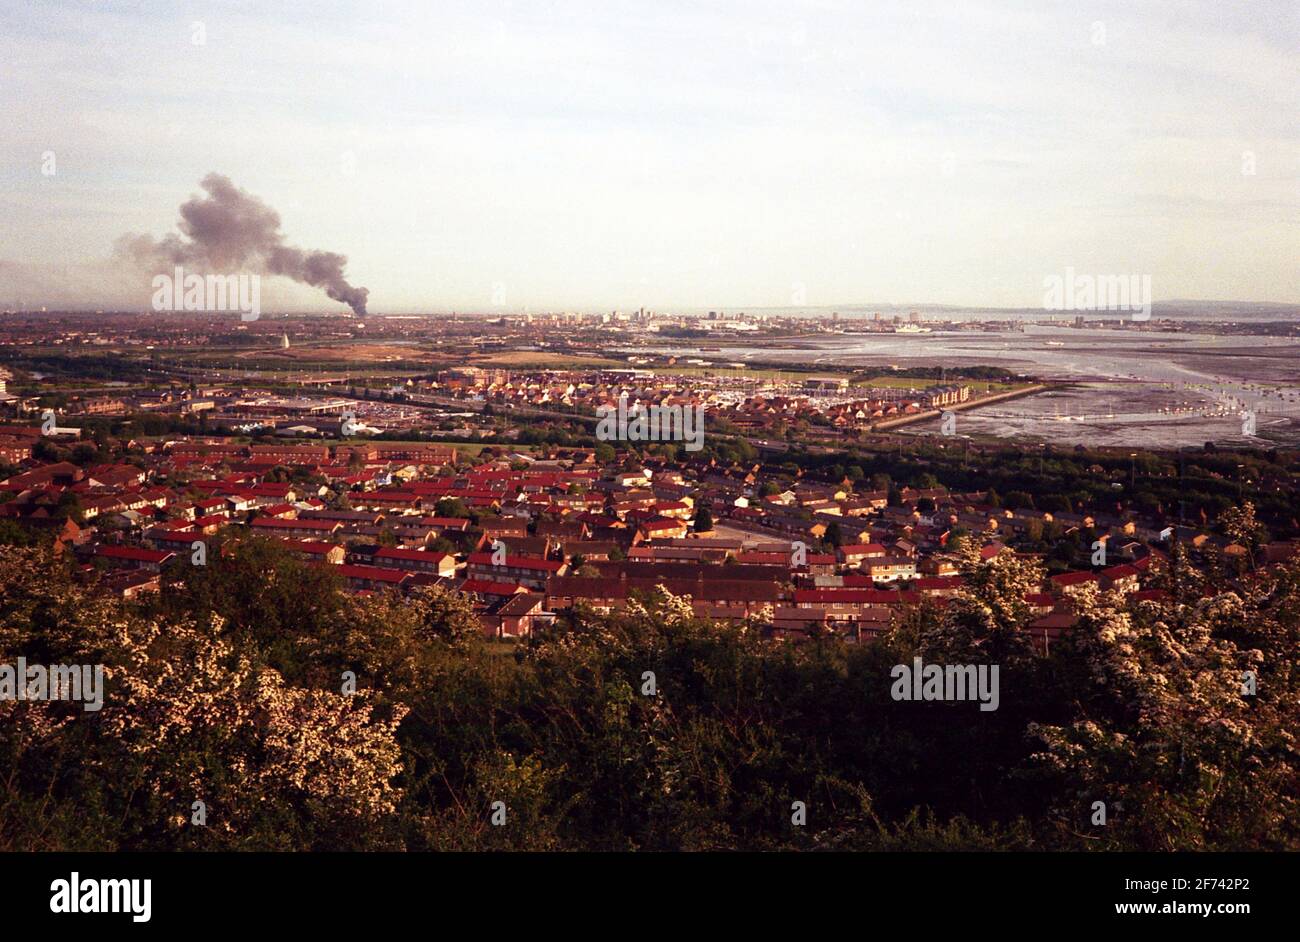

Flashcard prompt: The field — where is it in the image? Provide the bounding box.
[655,364,821,381]
[472,351,627,369]
[237,342,441,364]
[447,441,536,456]
[854,374,1023,394]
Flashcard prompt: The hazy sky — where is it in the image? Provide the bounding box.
[1,0,1296,313]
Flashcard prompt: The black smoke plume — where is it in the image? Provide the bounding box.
[119,173,368,314]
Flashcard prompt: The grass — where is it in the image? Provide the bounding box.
[472,352,627,369]
[654,365,821,381]
[853,375,1022,394]
[450,442,536,456]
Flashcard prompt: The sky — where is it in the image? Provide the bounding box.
[0,0,1297,314]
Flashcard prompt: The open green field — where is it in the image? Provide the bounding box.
[850,374,1024,394]
[448,442,536,456]
[653,365,820,381]
[472,352,627,369]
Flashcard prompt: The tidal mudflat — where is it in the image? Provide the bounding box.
[673,325,1300,447]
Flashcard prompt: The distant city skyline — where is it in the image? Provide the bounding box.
[1,0,1297,313]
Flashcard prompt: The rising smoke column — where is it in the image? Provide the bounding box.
[119,173,368,314]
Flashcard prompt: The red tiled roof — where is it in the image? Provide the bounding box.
[94,545,174,563]
[467,553,563,572]
[374,547,455,563]
[840,543,887,556]
[272,539,341,556]
[1051,571,1099,586]
[334,564,409,583]
[792,588,922,605]
[250,517,337,530]
[458,579,528,596]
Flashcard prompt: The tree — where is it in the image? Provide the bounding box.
[920,544,1040,665]
[0,545,406,851]
[1004,491,1035,511]
[54,492,83,523]
[409,583,482,643]
[162,535,346,675]
[434,497,470,519]
[70,443,99,465]
[694,506,714,532]
[824,521,844,547]
[1027,571,1298,850]
[1040,494,1072,514]
[1219,500,1266,562]
[2,518,1296,852]
[0,519,35,547]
